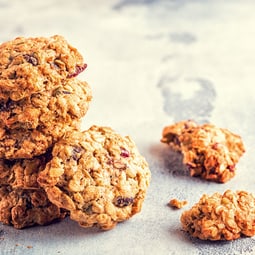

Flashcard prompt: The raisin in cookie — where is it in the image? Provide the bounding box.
[181,190,255,241]
[0,186,66,229]
[0,35,86,101]
[161,121,245,183]
[0,78,92,130]
[0,152,50,188]
[38,125,151,230]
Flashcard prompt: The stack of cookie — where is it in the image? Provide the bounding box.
[0,35,151,230]
[0,35,92,228]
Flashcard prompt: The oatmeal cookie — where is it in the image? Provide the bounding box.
[0,153,50,188]
[0,78,92,130]
[0,186,66,229]
[0,35,87,101]
[181,190,255,241]
[161,121,245,183]
[38,126,151,230]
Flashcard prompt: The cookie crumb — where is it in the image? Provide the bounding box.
[169,198,188,209]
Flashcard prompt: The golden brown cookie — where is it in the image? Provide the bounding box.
[0,186,66,229]
[161,121,245,183]
[0,35,86,101]
[38,125,151,230]
[0,78,92,130]
[181,190,255,241]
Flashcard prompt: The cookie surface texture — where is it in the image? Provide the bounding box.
[0,122,78,159]
[0,153,50,188]
[161,120,197,152]
[181,190,255,241]
[0,186,66,229]
[0,79,92,130]
[38,126,151,230]
[0,35,86,101]
[0,78,91,159]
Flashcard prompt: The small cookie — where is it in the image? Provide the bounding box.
[0,35,86,101]
[0,153,50,188]
[0,186,66,229]
[161,121,245,183]
[0,79,92,130]
[38,125,151,230]
[181,190,255,241]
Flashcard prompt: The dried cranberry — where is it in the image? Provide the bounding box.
[227,165,235,172]
[67,63,87,78]
[212,143,219,150]
[120,147,130,158]
[24,54,38,66]
[113,196,134,207]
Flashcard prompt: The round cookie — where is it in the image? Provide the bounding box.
[38,126,151,230]
[0,79,92,130]
[0,35,86,101]
[0,186,66,229]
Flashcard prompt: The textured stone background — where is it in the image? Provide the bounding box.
[1,0,255,254]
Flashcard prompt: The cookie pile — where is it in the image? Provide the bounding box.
[0,35,151,230]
